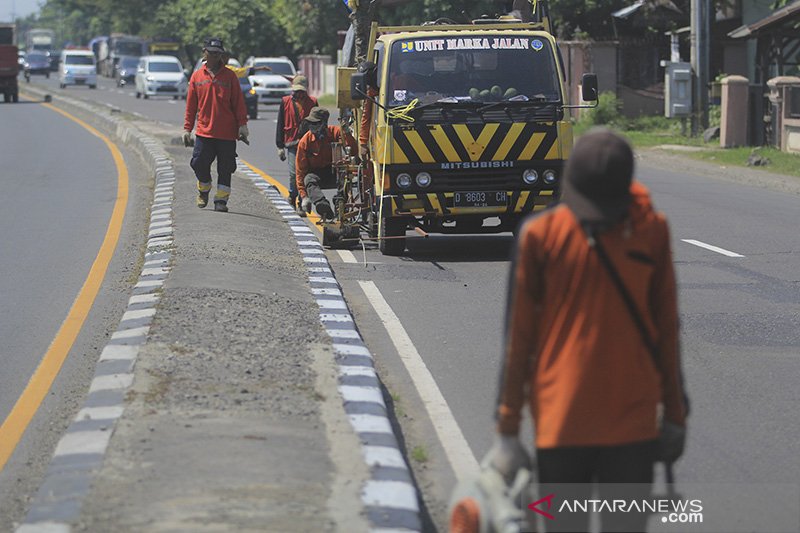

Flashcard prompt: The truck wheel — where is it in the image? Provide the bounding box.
[135,91,140,99]
[3,93,9,103]
[12,92,18,103]
[248,110,257,120]
[379,216,406,256]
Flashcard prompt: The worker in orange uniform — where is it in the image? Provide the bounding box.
[490,128,688,532]
[183,37,248,213]
[276,74,318,216]
[295,107,357,219]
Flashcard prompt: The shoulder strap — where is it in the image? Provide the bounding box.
[589,228,659,365]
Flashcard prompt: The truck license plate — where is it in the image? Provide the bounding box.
[453,191,508,208]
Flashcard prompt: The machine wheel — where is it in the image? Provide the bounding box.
[379,216,406,256]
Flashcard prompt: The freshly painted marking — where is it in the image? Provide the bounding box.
[359,281,480,481]
[17,522,69,533]
[128,293,159,306]
[300,248,326,255]
[99,345,139,362]
[75,405,125,421]
[320,314,354,323]
[362,480,419,511]
[134,279,164,289]
[317,299,348,310]
[89,373,134,393]
[140,267,170,277]
[337,250,358,264]
[53,430,112,456]
[121,308,156,322]
[333,343,371,356]
[297,240,323,247]
[149,221,171,229]
[310,277,338,284]
[682,239,745,258]
[304,257,328,264]
[339,385,385,405]
[312,288,342,296]
[0,102,129,472]
[340,366,377,378]
[349,414,393,434]
[110,326,150,340]
[326,329,360,339]
[363,445,407,469]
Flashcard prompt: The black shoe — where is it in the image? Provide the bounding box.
[197,191,209,208]
[315,200,334,221]
[214,201,228,212]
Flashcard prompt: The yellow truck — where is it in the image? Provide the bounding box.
[332,11,597,255]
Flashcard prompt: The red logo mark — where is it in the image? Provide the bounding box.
[528,493,556,520]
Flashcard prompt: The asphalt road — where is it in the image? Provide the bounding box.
[24,73,800,526]
[0,87,148,530]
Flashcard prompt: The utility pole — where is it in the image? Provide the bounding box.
[690,0,711,134]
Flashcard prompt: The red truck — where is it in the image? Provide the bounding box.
[0,23,19,103]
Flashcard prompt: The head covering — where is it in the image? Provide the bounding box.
[203,37,225,53]
[305,107,330,124]
[561,128,634,224]
[291,75,309,92]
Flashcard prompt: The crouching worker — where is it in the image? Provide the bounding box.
[295,107,357,219]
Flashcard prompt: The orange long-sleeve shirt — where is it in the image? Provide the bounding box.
[295,126,357,198]
[184,64,247,141]
[497,183,687,448]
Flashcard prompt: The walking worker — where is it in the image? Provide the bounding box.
[183,37,248,213]
[276,74,318,216]
[295,107,357,220]
[489,128,688,531]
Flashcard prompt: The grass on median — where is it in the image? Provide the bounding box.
[574,92,800,179]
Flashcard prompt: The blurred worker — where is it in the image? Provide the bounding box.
[276,74,318,216]
[183,37,248,213]
[490,128,688,531]
[295,107,357,220]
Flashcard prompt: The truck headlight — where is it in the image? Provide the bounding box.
[416,172,431,187]
[543,170,557,185]
[396,173,412,189]
[522,169,539,184]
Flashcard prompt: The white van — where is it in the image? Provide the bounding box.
[135,55,187,99]
[59,50,97,89]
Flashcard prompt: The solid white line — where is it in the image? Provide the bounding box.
[682,239,745,257]
[337,250,358,263]
[358,280,480,481]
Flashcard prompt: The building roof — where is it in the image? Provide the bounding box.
[729,0,800,39]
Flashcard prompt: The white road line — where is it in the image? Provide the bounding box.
[682,239,745,258]
[358,280,480,481]
[337,250,358,263]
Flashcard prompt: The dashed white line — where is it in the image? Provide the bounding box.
[358,280,480,482]
[337,250,358,263]
[682,239,745,257]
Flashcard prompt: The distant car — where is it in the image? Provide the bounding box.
[244,56,295,104]
[115,55,139,87]
[24,51,51,81]
[48,50,61,72]
[240,76,258,120]
[59,49,97,89]
[135,55,187,99]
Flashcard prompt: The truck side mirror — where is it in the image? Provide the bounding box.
[581,73,598,102]
[350,71,367,101]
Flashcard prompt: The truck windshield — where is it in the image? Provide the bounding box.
[387,35,560,106]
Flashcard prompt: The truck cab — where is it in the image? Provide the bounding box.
[349,20,596,255]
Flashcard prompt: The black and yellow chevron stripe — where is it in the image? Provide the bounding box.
[389,122,561,164]
[387,190,556,216]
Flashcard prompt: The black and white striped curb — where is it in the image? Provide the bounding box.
[238,163,422,533]
[17,150,175,533]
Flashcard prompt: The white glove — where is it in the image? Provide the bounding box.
[182,130,193,147]
[278,148,287,161]
[238,124,250,145]
[301,197,312,214]
[486,434,530,484]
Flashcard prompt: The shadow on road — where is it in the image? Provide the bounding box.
[403,234,516,264]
